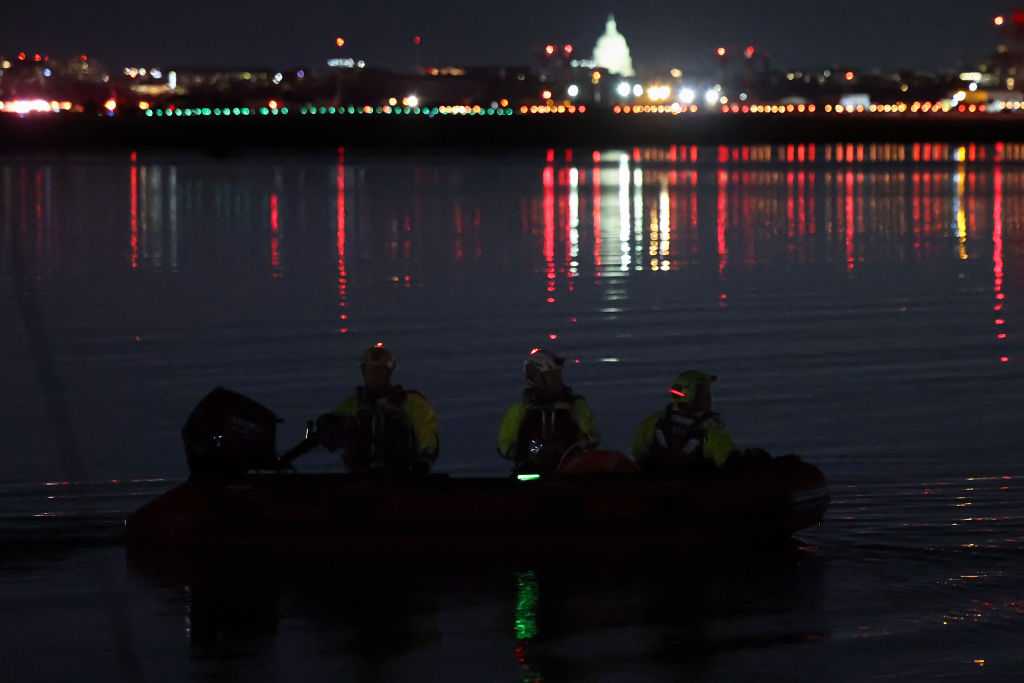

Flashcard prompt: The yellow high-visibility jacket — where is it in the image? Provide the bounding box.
[497,389,597,469]
[331,386,439,470]
[632,407,734,469]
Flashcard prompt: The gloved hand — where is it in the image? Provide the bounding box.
[316,414,355,452]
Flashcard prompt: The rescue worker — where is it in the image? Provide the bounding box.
[632,370,736,472]
[316,344,439,475]
[497,348,598,474]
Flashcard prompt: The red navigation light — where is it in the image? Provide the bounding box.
[413,35,422,46]
[335,36,345,47]
[716,47,727,57]
[374,341,384,348]
[33,53,41,62]
[530,347,541,355]
[545,44,555,55]
[79,54,88,62]
[17,52,25,61]
[670,388,688,399]
[563,44,573,55]
[744,45,756,59]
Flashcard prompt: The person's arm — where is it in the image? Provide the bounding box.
[703,419,735,468]
[572,398,599,445]
[497,403,527,460]
[404,393,440,465]
[631,412,661,464]
[317,397,366,469]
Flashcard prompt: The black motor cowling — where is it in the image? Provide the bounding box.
[183,387,281,476]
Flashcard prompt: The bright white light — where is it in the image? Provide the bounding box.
[42,68,52,78]
[968,82,979,92]
[272,72,283,85]
[567,84,580,98]
[647,85,671,101]
[616,82,631,97]
[357,60,366,68]
[405,95,419,107]
[678,87,695,104]
[632,83,644,97]
[704,88,720,105]
[739,92,748,101]
[2,99,54,114]
[150,69,162,79]
[168,70,177,90]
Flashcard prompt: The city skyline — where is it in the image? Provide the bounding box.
[1,1,1016,73]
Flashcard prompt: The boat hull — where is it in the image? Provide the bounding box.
[126,456,828,557]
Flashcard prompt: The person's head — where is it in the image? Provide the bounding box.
[669,370,716,415]
[361,343,396,392]
[524,348,566,399]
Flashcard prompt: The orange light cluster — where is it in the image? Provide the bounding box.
[613,104,699,114]
[0,99,73,114]
[745,104,816,114]
[520,104,586,114]
[437,105,486,114]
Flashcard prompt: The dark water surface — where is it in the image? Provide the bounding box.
[1,144,1022,681]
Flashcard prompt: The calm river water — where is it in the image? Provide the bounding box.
[1,143,1021,681]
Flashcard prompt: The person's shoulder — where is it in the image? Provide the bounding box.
[403,389,434,407]
[332,393,360,414]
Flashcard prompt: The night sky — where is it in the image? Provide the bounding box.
[1,1,1013,74]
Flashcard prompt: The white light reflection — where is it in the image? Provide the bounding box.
[569,167,579,275]
[618,155,631,271]
[632,167,643,270]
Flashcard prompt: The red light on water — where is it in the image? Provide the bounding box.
[563,44,573,54]
[592,150,601,163]
[548,333,558,340]
[413,35,422,46]
[530,347,541,355]
[17,52,25,61]
[996,319,1006,326]
[546,296,556,303]
[1001,356,1009,363]
[744,45,756,59]
[670,389,687,398]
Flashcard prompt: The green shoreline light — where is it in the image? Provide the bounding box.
[516,473,541,482]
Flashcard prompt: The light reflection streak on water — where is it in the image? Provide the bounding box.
[591,155,601,277]
[542,162,556,295]
[953,149,968,261]
[717,168,728,273]
[337,147,348,334]
[993,163,1008,363]
[618,155,630,272]
[129,153,138,270]
[269,192,281,277]
[632,167,643,270]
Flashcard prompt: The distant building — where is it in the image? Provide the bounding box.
[593,15,635,77]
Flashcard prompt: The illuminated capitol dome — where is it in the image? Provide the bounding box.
[593,14,635,77]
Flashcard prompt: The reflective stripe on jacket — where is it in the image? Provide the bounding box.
[632,407,734,469]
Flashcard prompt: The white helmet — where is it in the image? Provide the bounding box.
[523,348,565,386]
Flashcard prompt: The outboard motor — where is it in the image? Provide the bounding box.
[183,387,281,476]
